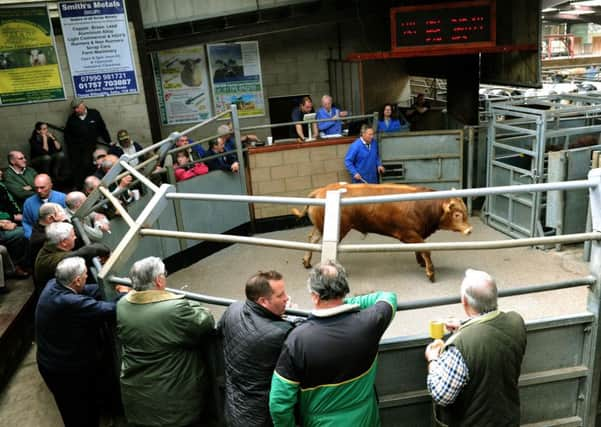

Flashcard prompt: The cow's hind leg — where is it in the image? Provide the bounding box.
[415,252,426,267]
[401,233,435,282]
[303,227,322,268]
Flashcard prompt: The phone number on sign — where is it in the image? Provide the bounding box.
[78,79,131,90]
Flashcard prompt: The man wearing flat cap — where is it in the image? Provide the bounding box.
[64,98,111,190]
[109,129,145,167]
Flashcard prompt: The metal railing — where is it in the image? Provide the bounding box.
[82,101,601,425]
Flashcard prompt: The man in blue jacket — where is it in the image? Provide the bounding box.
[22,174,66,239]
[316,95,348,137]
[35,257,128,427]
[344,124,385,184]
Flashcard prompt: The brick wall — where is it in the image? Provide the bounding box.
[248,140,352,218]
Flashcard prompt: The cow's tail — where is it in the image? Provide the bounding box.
[291,188,321,218]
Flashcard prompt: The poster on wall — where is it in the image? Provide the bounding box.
[0,5,65,106]
[207,41,265,118]
[59,0,138,98]
[152,45,212,125]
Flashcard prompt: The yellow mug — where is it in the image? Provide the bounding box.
[429,320,445,340]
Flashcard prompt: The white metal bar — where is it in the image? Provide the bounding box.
[97,186,136,228]
[167,192,325,206]
[321,190,342,263]
[340,179,597,205]
[119,160,160,193]
[139,228,321,251]
[338,232,601,253]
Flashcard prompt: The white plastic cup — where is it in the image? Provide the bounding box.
[267,136,273,146]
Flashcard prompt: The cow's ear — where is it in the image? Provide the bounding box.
[443,200,455,212]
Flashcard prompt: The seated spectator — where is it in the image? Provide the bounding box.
[0,246,11,293]
[28,203,67,270]
[29,122,67,183]
[174,151,209,182]
[22,174,66,239]
[204,138,240,173]
[83,175,101,196]
[92,148,108,179]
[217,123,258,149]
[66,191,109,243]
[82,175,118,219]
[34,221,110,291]
[0,216,29,278]
[378,103,409,133]
[316,94,348,137]
[35,257,129,427]
[109,129,145,166]
[117,256,214,427]
[0,169,22,223]
[4,150,37,208]
[176,134,205,159]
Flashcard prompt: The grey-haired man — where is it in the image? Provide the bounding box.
[425,269,527,426]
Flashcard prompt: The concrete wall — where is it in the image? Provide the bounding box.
[158,18,403,144]
[248,141,351,218]
[0,23,152,169]
[158,24,337,143]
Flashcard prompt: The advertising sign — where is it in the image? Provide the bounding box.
[207,41,265,118]
[59,0,138,98]
[0,5,65,105]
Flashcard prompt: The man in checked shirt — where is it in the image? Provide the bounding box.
[425,269,527,426]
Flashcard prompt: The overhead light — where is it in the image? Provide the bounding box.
[542,7,558,12]
[571,1,601,6]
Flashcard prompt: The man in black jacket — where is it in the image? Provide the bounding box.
[64,99,111,190]
[218,271,295,427]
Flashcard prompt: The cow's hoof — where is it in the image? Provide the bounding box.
[427,272,435,282]
[302,260,312,269]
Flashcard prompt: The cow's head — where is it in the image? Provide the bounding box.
[440,198,472,235]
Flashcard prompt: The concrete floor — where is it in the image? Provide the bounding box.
[168,218,591,338]
[0,217,592,426]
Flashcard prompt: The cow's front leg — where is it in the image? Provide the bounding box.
[419,251,435,282]
[303,227,322,268]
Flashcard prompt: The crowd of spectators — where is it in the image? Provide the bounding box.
[30,248,526,427]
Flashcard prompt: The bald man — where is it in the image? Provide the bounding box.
[22,174,66,239]
[425,269,527,426]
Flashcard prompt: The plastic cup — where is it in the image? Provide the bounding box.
[267,136,273,145]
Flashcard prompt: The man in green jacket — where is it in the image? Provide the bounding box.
[425,269,527,426]
[4,151,37,208]
[269,260,397,427]
[117,256,215,427]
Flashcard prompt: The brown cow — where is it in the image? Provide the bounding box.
[292,182,472,282]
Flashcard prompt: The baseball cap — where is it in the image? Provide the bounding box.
[117,130,130,142]
[217,124,232,136]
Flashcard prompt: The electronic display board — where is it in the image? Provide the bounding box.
[391,0,496,52]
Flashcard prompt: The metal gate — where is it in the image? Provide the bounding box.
[486,94,601,239]
[379,130,463,190]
